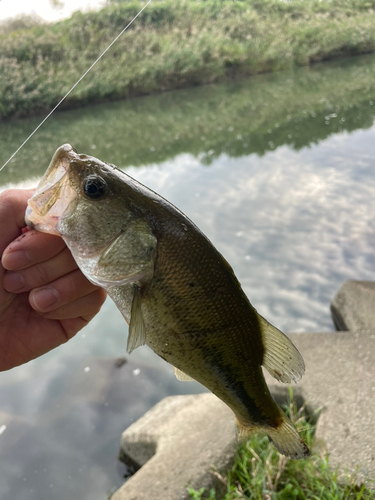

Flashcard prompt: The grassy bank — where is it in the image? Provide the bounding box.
[188,390,374,500]
[1,0,375,120]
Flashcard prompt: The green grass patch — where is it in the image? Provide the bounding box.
[188,388,374,500]
[2,0,375,120]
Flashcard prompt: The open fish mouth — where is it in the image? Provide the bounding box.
[25,144,78,235]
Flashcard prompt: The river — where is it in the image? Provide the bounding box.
[0,53,375,499]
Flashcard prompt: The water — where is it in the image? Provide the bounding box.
[1,53,375,499]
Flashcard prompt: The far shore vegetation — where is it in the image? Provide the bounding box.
[188,389,375,500]
[1,51,375,186]
[1,0,375,120]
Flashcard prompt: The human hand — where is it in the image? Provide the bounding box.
[0,188,107,371]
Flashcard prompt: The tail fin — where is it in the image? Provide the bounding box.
[236,414,310,460]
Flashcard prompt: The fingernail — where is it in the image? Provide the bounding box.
[4,273,25,292]
[32,287,59,311]
[2,251,31,270]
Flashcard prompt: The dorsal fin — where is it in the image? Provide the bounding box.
[258,315,305,383]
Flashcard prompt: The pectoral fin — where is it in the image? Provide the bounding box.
[258,315,305,383]
[127,286,146,354]
[173,367,196,382]
[97,219,157,284]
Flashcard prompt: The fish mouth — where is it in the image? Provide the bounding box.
[25,144,78,235]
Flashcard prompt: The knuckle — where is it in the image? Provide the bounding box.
[56,270,88,304]
[0,190,19,218]
[0,189,19,205]
[0,188,34,228]
[29,262,53,286]
[89,289,106,313]
[95,288,107,307]
[64,272,81,297]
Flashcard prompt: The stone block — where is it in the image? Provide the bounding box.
[331,280,375,331]
[271,330,375,484]
[112,393,236,500]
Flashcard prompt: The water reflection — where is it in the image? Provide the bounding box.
[2,54,375,184]
[0,339,206,500]
[1,54,375,499]
[125,129,375,334]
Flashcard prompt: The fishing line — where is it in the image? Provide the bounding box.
[0,0,153,173]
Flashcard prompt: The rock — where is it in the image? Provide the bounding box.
[112,393,236,500]
[331,280,375,331]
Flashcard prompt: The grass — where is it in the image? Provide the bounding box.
[187,388,374,500]
[2,0,375,120]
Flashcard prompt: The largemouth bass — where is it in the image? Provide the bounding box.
[26,144,309,459]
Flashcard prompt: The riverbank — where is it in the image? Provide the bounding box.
[1,0,375,121]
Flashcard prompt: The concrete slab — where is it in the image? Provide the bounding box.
[268,330,375,483]
[113,394,236,500]
[331,280,375,331]
[113,330,375,499]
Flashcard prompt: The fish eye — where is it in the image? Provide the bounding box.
[83,176,107,200]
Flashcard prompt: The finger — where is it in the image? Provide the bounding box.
[0,189,35,255]
[3,247,78,293]
[29,268,100,312]
[38,288,107,321]
[2,229,66,271]
[59,304,105,340]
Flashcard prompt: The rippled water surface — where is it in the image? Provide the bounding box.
[1,54,375,499]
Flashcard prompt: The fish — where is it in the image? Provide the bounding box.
[25,144,310,459]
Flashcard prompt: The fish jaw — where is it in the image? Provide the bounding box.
[25,144,78,235]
